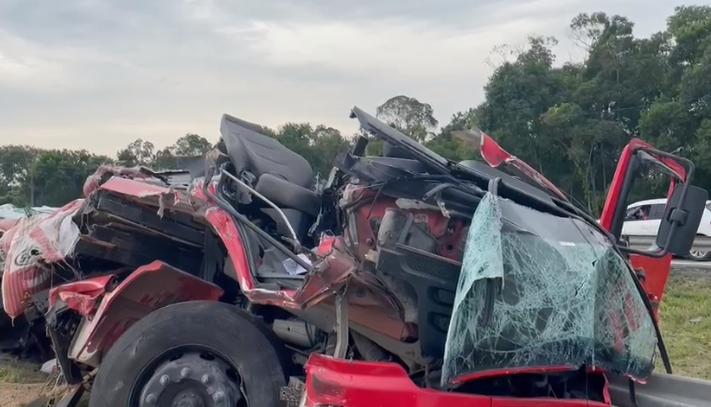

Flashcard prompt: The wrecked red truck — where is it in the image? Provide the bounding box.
[1,107,711,407]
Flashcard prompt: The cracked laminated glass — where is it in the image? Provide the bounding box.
[442,193,657,385]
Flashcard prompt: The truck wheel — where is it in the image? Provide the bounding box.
[89,301,287,407]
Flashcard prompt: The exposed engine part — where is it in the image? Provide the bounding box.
[289,304,425,371]
[370,267,418,324]
[395,198,469,219]
[351,331,389,362]
[453,369,607,402]
[435,190,451,218]
[333,292,349,359]
[378,209,439,254]
[532,375,549,389]
[323,332,340,357]
[272,319,322,348]
[364,249,379,264]
[377,208,406,247]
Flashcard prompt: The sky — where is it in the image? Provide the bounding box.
[0,0,692,156]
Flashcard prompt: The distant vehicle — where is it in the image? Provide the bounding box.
[623,198,711,260]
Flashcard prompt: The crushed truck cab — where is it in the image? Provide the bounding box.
[2,109,711,407]
[296,135,711,407]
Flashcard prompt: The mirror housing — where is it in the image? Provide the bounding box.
[656,184,708,256]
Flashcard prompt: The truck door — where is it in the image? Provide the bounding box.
[599,139,690,315]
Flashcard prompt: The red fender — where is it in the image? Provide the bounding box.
[54,261,223,366]
[49,275,117,316]
[301,354,612,407]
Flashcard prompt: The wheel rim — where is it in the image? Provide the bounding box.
[690,250,708,259]
[134,351,246,407]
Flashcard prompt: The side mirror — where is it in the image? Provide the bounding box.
[656,184,708,256]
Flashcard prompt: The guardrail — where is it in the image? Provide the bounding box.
[625,235,711,251]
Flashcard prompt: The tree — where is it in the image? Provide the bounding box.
[28,150,112,206]
[0,145,40,206]
[148,134,214,170]
[116,139,156,167]
[309,125,351,177]
[153,147,177,170]
[272,123,350,177]
[464,7,711,213]
[474,36,585,201]
[172,134,213,156]
[640,6,711,193]
[376,95,439,142]
[426,109,481,162]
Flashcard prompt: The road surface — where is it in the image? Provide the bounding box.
[671,259,711,279]
[672,259,711,269]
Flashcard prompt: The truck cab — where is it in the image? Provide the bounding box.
[299,137,711,407]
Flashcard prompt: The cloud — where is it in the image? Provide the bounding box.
[0,0,689,156]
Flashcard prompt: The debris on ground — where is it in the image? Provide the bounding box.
[39,360,57,376]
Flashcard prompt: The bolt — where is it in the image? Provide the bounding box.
[212,391,225,402]
[145,394,157,405]
[180,367,191,378]
[201,374,210,384]
[159,375,170,385]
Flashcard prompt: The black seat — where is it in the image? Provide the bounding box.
[255,174,320,217]
[219,114,320,239]
[220,114,314,188]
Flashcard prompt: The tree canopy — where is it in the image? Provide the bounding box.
[1,6,709,212]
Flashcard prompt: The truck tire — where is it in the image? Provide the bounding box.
[89,301,287,407]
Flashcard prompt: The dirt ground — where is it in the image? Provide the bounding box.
[0,357,56,407]
[0,384,52,407]
[1,271,710,406]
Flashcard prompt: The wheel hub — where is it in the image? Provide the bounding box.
[172,390,205,407]
[691,249,708,258]
[139,353,240,407]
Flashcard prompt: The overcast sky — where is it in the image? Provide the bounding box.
[0,0,690,156]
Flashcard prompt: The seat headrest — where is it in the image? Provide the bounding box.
[222,114,266,135]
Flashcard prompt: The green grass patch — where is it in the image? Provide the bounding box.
[659,275,711,379]
[0,358,45,384]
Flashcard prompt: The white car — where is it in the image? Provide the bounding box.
[622,198,711,260]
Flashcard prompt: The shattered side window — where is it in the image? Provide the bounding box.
[442,193,657,386]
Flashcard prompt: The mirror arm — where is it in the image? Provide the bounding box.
[619,245,668,258]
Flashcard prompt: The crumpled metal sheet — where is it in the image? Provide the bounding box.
[48,274,117,317]
[1,199,84,318]
[0,165,181,319]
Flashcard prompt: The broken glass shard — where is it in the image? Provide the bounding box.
[442,193,657,386]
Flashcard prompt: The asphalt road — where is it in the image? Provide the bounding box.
[672,259,711,269]
[670,259,711,279]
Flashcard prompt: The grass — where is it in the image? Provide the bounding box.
[659,275,711,379]
[0,357,45,384]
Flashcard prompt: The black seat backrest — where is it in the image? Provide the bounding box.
[220,114,314,188]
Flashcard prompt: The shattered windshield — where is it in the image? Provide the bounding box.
[442,193,656,386]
